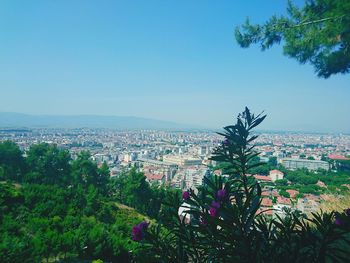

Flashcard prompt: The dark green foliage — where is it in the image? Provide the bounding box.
[235,0,350,78]
[281,168,350,195]
[25,143,71,185]
[137,108,350,262]
[0,140,26,182]
[275,178,289,186]
[268,156,278,166]
[110,168,180,220]
[215,155,284,177]
[333,159,350,172]
[71,151,109,193]
[0,141,160,262]
[0,181,148,262]
[279,189,291,198]
[0,138,177,262]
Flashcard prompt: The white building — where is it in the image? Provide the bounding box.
[269,170,284,182]
[163,155,202,166]
[281,158,329,171]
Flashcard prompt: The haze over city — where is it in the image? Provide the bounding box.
[0,0,349,132]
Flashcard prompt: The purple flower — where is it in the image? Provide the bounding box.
[335,217,342,226]
[211,201,220,209]
[132,225,144,241]
[223,139,229,146]
[217,189,226,201]
[182,190,190,200]
[345,208,350,217]
[209,207,218,218]
[199,217,208,226]
[138,221,149,230]
[132,221,148,241]
[209,201,220,218]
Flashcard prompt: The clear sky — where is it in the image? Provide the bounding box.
[0,0,349,132]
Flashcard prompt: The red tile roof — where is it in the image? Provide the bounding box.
[262,191,270,196]
[145,173,164,181]
[286,189,299,199]
[270,169,284,175]
[328,154,350,160]
[316,180,326,188]
[261,198,273,207]
[214,170,222,175]
[277,196,291,205]
[254,175,272,182]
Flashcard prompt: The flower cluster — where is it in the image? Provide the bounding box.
[216,189,227,201]
[209,201,220,217]
[132,221,149,241]
[182,190,190,201]
[208,189,228,218]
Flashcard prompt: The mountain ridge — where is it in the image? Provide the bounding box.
[0,112,200,129]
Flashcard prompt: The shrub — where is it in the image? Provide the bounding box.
[131,108,350,263]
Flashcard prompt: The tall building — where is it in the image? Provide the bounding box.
[198,146,207,156]
[163,155,202,166]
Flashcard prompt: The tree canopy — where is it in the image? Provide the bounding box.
[235,0,350,78]
[0,140,179,262]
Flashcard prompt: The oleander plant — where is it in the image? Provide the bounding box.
[131,108,350,263]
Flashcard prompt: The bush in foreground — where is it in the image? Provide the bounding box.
[132,108,350,263]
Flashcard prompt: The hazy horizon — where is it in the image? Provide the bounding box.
[1,111,349,134]
[1,0,349,133]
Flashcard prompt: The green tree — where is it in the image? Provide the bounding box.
[0,233,33,263]
[235,0,350,78]
[279,189,291,198]
[123,168,152,213]
[25,143,71,185]
[0,183,24,220]
[300,153,306,159]
[0,140,25,182]
[85,185,100,216]
[275,178,288,186]
[110,173,127,202]
[98,162,110,194]
[0,162,150,262]
[71,151,109,192]
[268,156,278,166]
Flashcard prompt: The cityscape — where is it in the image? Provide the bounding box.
[1,0,350,261]
[2,126,349,219]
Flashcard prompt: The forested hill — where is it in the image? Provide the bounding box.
[0,140,177,262]
[0,182,150,262]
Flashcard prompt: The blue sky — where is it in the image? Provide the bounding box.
[0,0,349,132]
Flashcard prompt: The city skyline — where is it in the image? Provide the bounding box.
[1,0,349,133]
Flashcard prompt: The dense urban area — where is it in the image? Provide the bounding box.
[1,122,350,262]
[2,127,350,217]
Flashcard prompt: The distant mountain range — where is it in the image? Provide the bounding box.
[0,112,198,130]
